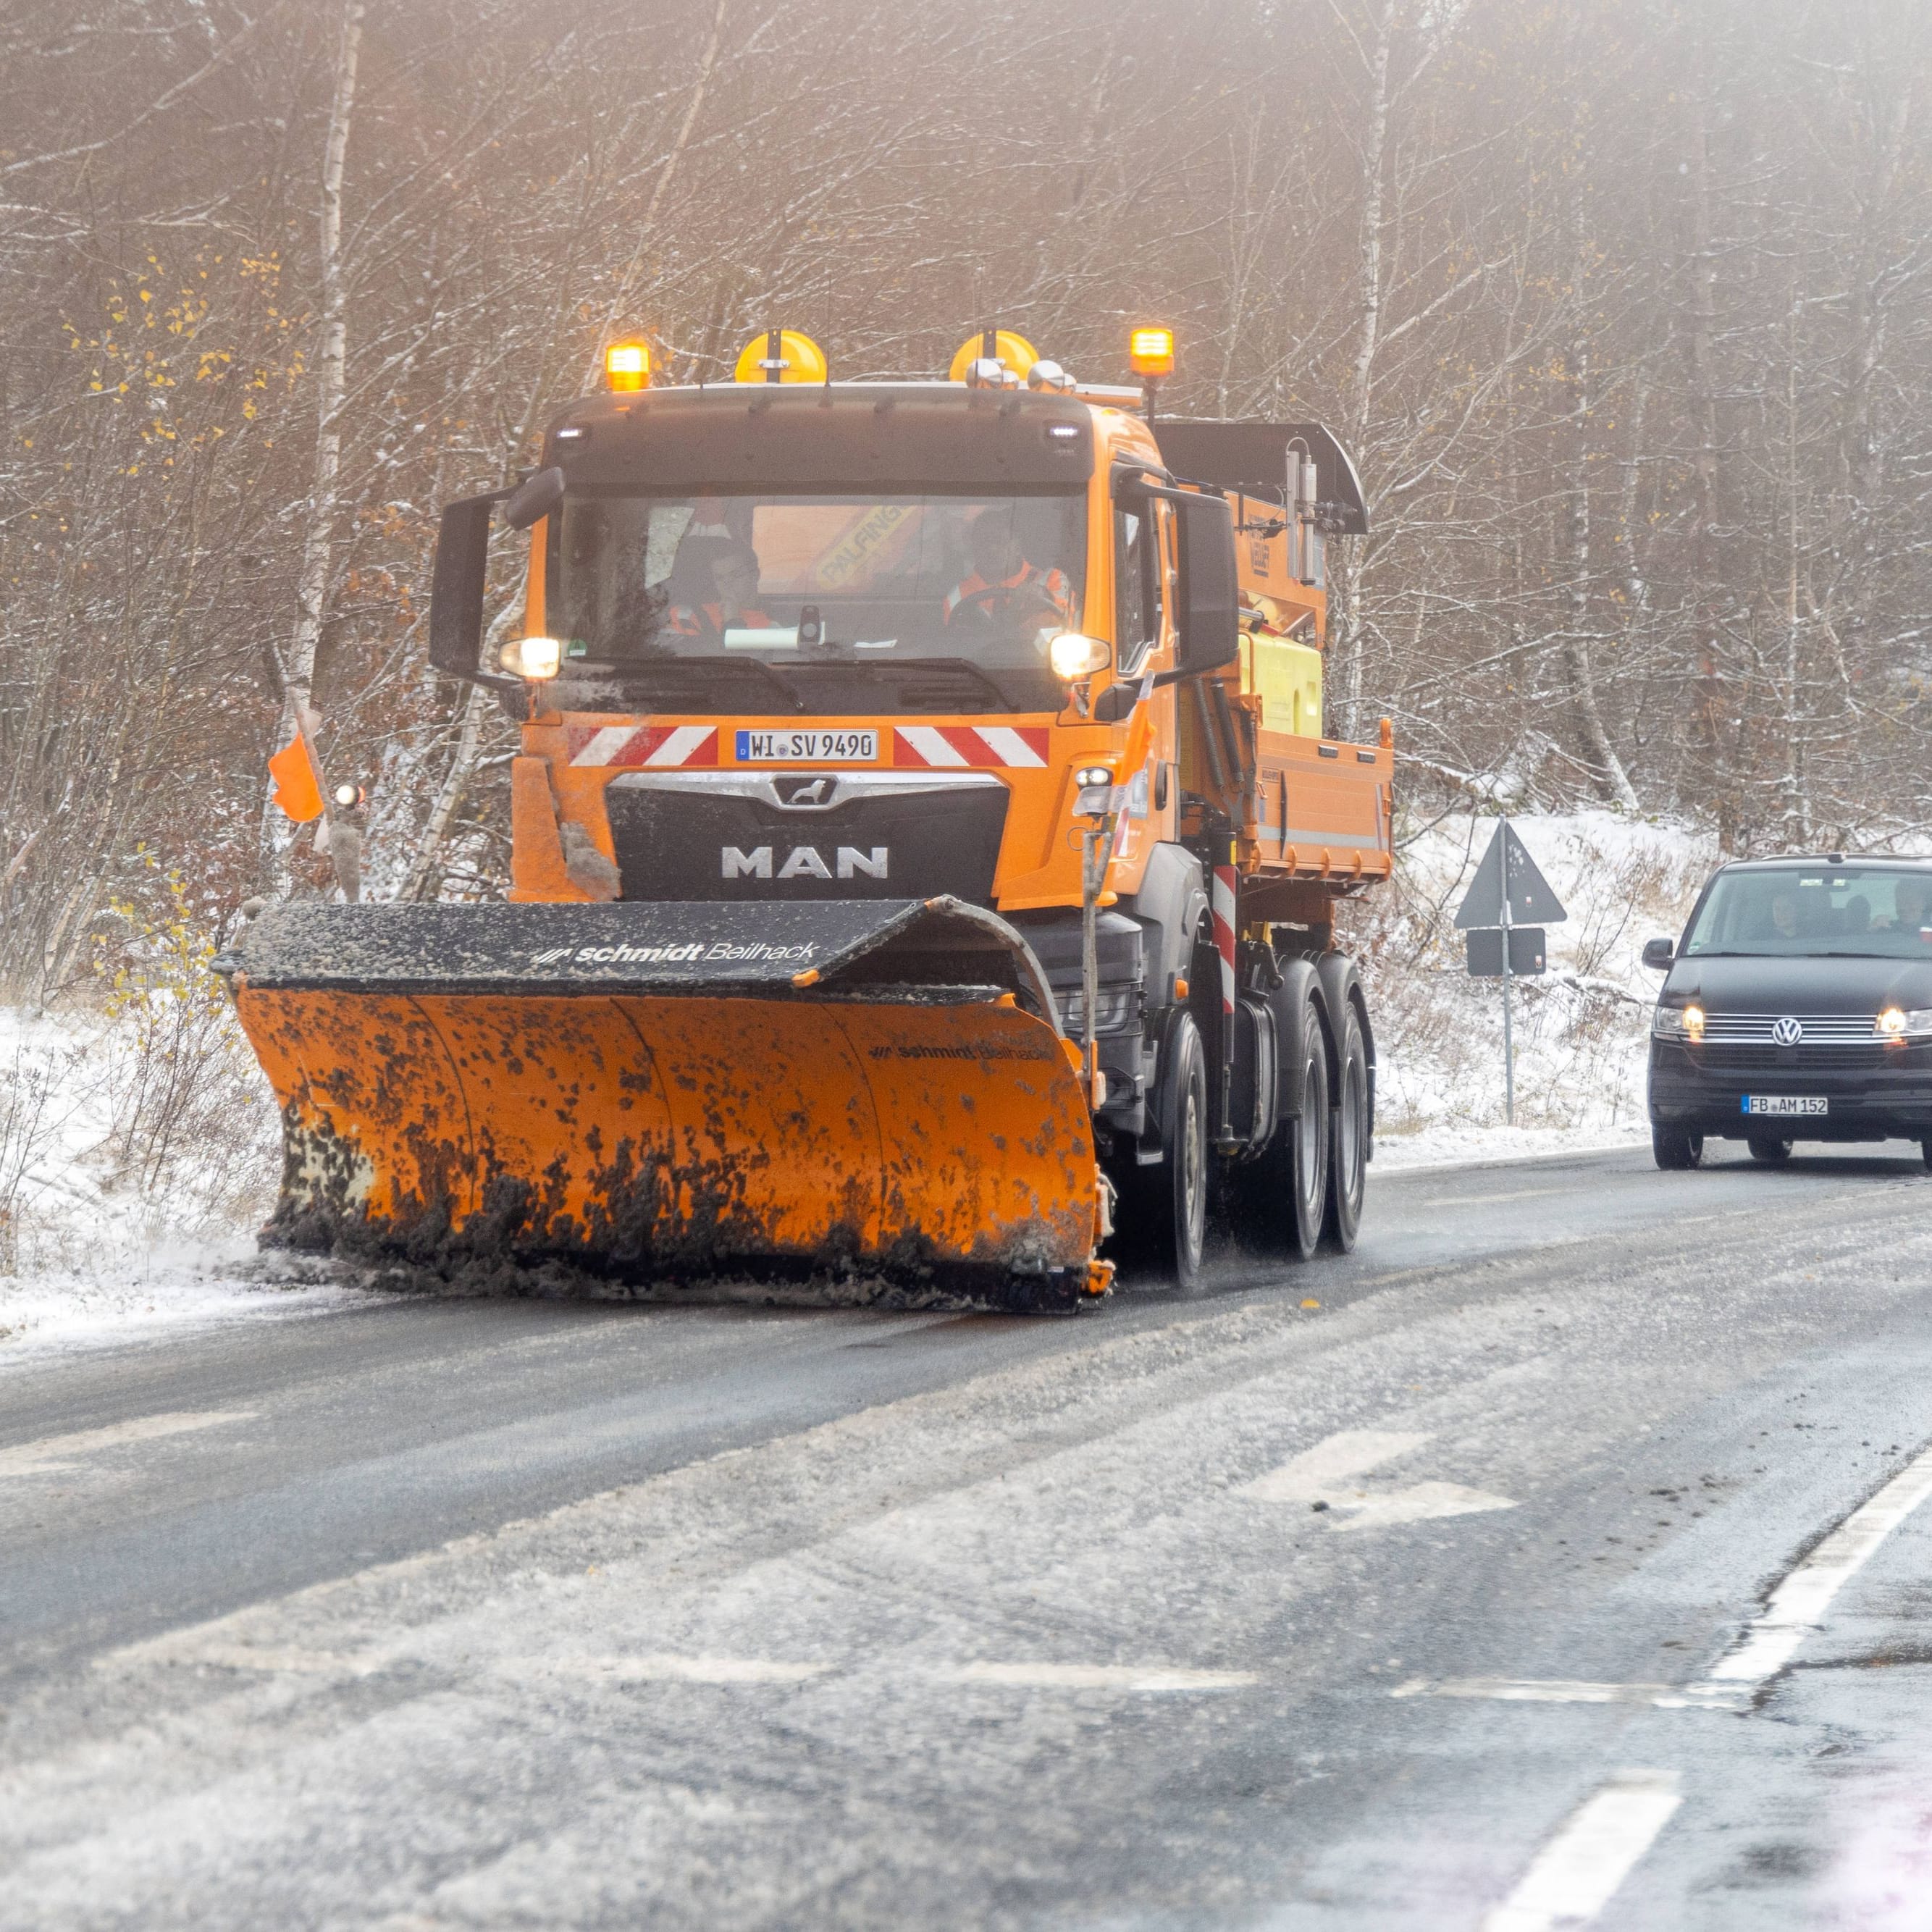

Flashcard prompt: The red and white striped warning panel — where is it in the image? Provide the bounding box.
[1211,865,1238,1016]
[566,724,719,769]
[893,726,1049,768]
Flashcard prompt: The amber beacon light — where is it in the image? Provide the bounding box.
[604,340,650,391]
[1128,326,1175,378]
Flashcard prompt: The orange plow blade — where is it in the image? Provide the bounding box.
[221,899,1106,1301]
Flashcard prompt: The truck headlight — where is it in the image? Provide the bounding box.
[1049,633,1110,681]
[500,636,562,680]
[1653,1003,1705,1042]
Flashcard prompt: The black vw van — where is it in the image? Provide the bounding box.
[1645,855,1932,1169]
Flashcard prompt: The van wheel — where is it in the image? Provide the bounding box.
[1921,1138,1932,1172]
[1747,1134,1794,1164]
[1652,1123,1704,1169]
[1112,1012,1208,1292]
[1322,999,1369,1253]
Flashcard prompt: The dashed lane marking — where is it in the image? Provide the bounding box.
[500,1655,828,1686]
[1480,1769,1681,1932]
[939,1663,1256,1692]
[1390,1678,1676,1707]
[0,1409,256,1479]
[1420,1186,1571,1209]
[1246,1429,1517,1530]
[1686,1437,1932,1700]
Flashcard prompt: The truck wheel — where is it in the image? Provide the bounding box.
[1112,1011,1208,1291]
[1286,999,1331,1259]
[1747,1134,1793,1164]
[1323,999,1369,1252]
[1652,1123,1703,1169]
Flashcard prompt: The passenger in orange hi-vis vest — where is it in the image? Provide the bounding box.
[942,511,1071,629]
[668,539,773,639]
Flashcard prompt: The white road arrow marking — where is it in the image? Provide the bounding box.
[0,1409,256,1480]
[1246,1428,1517,1529]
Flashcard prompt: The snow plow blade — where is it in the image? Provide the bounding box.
[219,897,1104,1297]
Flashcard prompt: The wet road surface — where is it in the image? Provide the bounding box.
[5,1142,1932,1928]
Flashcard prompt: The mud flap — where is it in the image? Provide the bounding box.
[222,898,1104,1290]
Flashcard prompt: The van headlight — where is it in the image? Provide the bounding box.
[1652,1004,1705,1042]
[1876,1008,1932,1040]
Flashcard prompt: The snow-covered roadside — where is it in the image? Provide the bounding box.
[0,991,348,1357]
[1357,808,1715,1165]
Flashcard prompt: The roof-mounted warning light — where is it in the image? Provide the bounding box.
[949,328,1039,387]
[734,328,829,384]
[1128,324,1174,425]
[605,339,650,392]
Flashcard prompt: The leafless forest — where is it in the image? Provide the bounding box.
[3,0,1928,996]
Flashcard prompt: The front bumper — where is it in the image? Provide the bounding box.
[1648,1039,1932,1139]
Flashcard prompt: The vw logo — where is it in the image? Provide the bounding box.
[1772,1016,1804,1046]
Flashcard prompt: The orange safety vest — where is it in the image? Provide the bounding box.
[943,562,1070,623]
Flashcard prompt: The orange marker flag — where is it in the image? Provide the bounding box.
[267,731,324,823]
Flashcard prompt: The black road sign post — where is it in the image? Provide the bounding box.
[1455,819,1567,1125]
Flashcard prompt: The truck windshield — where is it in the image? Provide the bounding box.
[550,491,1085,674]
[1681,865,1932,958]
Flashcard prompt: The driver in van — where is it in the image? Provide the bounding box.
[1883,877,1932,937]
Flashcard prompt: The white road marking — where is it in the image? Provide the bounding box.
[1420,1185,1571,1208]
[1687,1440,1932,1697]
[1481,1769,1681,1932]
[0,1408,256,1479]
[1391,1678,1676,1706]
[503,1655,828,1686]
[1246,1429,1517,1529]
[941,1663,1256,1692]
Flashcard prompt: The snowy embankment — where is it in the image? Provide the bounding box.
[0,910,352,1355]
[1355,810,1715,1168]
[0,812,1713,1351]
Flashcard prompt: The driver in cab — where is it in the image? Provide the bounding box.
[668,539,773,640]
[943,512,1071,632]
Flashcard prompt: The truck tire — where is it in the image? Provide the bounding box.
[1112,1010,1209,1291]
[1227,989,1329,1261]
[1322,998,1369,1252]
[1652,1123,1703,1169]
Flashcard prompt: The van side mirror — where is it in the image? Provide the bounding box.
[1173,490,1238,676]
[428,489,524,703]
[1641,937,1675,970]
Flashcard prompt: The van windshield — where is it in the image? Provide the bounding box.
[1681,865,1932,958]
[550,490,1085,674]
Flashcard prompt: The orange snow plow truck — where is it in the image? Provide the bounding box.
[220,326,1390,1304]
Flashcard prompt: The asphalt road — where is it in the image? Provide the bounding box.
[7,1141,1932,1928]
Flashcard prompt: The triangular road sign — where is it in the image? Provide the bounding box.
[1454,818,1567,928]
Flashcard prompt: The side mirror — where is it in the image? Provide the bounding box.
[503,465,565,532]
[428,490,523,702]
[1093,681,1139,723]
[1641,937,1675,970]
[1173,490,1239,676]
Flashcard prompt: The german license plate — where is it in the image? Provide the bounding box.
[1742,1096,1828,1117]
[735,729,877,763]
